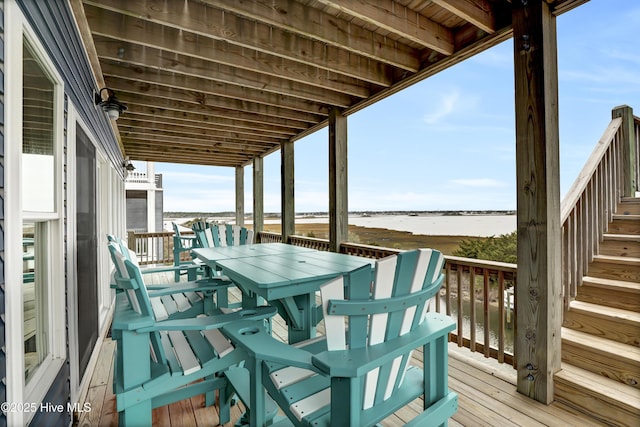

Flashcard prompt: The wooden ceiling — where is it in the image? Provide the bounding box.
[75,0,587,167]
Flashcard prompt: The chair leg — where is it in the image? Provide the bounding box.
[119,401,152,427]
[217,387,231,425]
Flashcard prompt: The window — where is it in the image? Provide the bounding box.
[21,35,64,396]
[22,42,55,213]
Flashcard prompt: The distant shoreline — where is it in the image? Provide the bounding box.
[165,210,516,218]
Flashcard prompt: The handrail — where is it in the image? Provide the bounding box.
[559,107,635,310]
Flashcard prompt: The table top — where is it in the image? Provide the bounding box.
[194,243,374,300]
[192,243,315,264]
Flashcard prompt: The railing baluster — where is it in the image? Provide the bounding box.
[457,266,463,347]
[483,269,490,358]
[446,263,452,317]
[498,270,505,364]
[469,267,477,352]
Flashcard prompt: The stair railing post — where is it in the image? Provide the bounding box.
[612,105,636,197]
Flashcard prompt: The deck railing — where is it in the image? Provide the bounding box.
[560,106,639,310]
[126,231,174,265]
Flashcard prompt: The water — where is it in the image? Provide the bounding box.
[287,214,515,237]
[168,213,517,237]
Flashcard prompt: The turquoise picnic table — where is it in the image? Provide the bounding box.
[192,243,375,343]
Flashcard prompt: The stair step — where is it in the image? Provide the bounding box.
[578,276,640,311]
[588,255,640,282]
[603,233,640,242]
[619,198,640,215]
[563,300,640,347]
[555,363,640,427]
[561,327,640,388]
[599,235,640,257]
[609,217,640,234]
[613,213,640,220]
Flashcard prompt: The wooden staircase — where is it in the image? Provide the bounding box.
[555,197,640,426]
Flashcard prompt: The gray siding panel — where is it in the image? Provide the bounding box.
[17,0,123,174]
[0,0,5,425]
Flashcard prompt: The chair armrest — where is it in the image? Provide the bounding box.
[138,264,198,275]
[222,320,318,372]
[138,306,278,333]
[146,279,232,296]
[312,313,455,378]
[112,293,155,331]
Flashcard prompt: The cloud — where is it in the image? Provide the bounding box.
[423,89,462,124]
[449,178,507,188]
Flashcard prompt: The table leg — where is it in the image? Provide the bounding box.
[285,293,316,344]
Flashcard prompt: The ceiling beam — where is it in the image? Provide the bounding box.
[116,92,314,130]
[117,122,285,145]
[118,114,293,140]
[121,107,298,137]
[100,61,329,116]
[123,149,248,167]
[315,0,454,53]
[122,134,274,154]
[83,5,393,88]
[431,0,496,34]
[93,37,364,104]
[85,0,420,72]
[104,77,326,123]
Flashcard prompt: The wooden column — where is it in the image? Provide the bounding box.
[513,0,562,404]
[281,141,295,242]
[329,107,348,252]
[612,105,637,197]
[253,156,264,235]
[235,166,245,226]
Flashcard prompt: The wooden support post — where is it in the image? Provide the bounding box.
[612,105,637,197]
[281,141,295,242]
[235,166,245,226]
[513,0,562,404]
[253,156,264,235]
[329,107,348,253]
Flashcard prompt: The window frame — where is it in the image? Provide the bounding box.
[5,2,67,424]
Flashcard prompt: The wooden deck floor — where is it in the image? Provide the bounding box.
[81,273,606,426]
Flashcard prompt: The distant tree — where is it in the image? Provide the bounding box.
[453,231,517,263]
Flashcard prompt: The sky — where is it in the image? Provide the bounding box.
[144,0,640,213]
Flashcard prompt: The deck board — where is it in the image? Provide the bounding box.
[83,271,605,426]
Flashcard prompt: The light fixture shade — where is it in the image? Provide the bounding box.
[107,109,120,120]
[95,87,127,120]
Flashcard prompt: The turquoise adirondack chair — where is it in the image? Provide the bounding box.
[171,222,205,282]
[195,224,254,307]
[108,239,235,318]
[222,248,458,427]
[196,223,254,248]
[108,233,201,283]
[108,242,277,426]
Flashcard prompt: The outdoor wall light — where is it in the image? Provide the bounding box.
[94,87,127,120]
[122,157,135,172]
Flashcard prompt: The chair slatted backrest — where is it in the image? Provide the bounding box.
[321,248,445,410]
[108,242,168,364]
[197,224,254,248]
